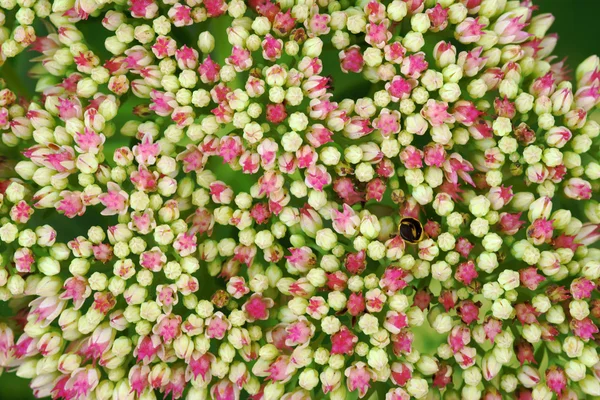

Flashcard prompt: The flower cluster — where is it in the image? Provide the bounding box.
[0,0,600,399]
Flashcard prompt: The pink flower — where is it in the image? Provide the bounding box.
[439,290,457,312]
[173,232,198,257]
[285,318,314,347]
[380,267,408,294]
[347,292,366,317]
[448,325,471,353]
[499,212,526,235]
[205,312,231,340]
[570,278,596,299]
[345,362,374,398]
[345,250,367,275]
[400,145,424,168]
[570,318,599,340]
[80,325,114,362]
[390,362,412,386]
[433,364,453,388]
[384,311,408,334]
[187,352,215,383]
[455,261,478,285]
[575,84,600,110]
[153,314,182,343]
[545,366,567,395]
[483,318,503,343]
[386,75,416,101]
[515,303,540,325]
[60,276,91,310]
[458,46,487,77]
[576,223,600,246]
[333,178,365,205]
[365,178,386,202]
[455,17,485,44]
[527,218,554,245]
[443,153,475,186]
[60,367,100,400]
[515,340,536,365]
[129,365,151,397]
[519,267,546,290]
[392,330,414,355]
[163,366,186,399]
[494,14,530,44]
[306,124,334,147]
[242,294,275,322]
[28,296,66,328]
[340,46,365,73]
[98,182,128,216]
[211,379,240,400]
[331,204,360,236]
[457,300,480,324]
[0,325,14,367]
[564,178,592,200]
[365,22,391,48]
[265,356,295,382]
[14,248,35,273]
[344,117,374,139]
[134,335,163,364]
[286,246,316,273]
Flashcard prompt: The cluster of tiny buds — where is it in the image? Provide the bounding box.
[0,0,599,399]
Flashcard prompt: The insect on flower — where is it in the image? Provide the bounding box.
[398,216,425,244]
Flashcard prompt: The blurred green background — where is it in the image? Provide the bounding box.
[537,0,600,68]
[1,0,600,399]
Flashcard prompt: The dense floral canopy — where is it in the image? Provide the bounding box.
[0,0,599,399]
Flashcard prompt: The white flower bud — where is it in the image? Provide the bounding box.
[482,282,504,300]
[406,377,428,399]
[469,195,491,217]
[303,37,323,58]
[431,313,453,333]
[498,270,520,290]
[565,360,586,381]
[492,298,513,320]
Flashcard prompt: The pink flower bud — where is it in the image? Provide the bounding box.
[380,267,408,294]
[455,17,485,44]
[432,363,453,388]
[0,324,14,367]
[427,4,448,32]
[365,178,386,202]
[384,311,408,334]
[564,178,592,200]
[515,303,540,325]
[544,126,572,148]
[457,300,480,325]
[28,296,66,327]
[494,13,530,44]
[575,84,600,111]
[333,178,365,205]
[575,223,600,246]
[519,267,546,291]
[438,290,457,312]
[458,47,487,77]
